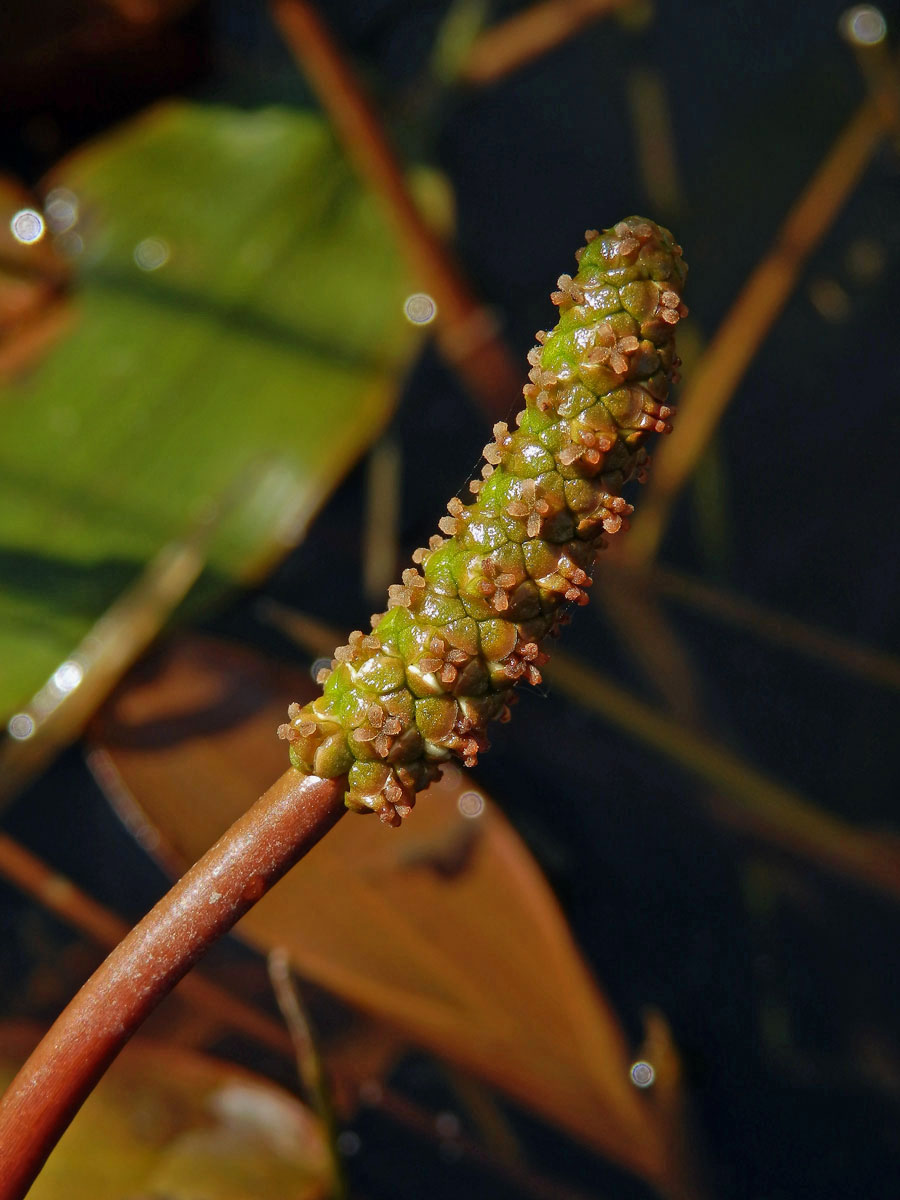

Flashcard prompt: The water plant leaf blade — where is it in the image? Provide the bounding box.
[0,1023,332,1200]
[0,100,427,719]
[89,634,696,1196]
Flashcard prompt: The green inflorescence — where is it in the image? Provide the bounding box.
[278,217,688,825]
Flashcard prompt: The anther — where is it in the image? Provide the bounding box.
[387,583,413,607]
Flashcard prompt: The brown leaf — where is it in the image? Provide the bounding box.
[0,1022,332,1200]
[89,634,700,1197]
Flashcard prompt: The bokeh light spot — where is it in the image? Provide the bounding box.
[458,790,484,819]
[404,293,437,324]
[52,660,83,695]
[11,209,45,244]
[44,187,78,234]
[134,237,170,271]
[840,5,887,44]
[7,713,35,740]
[630,1060,655,1088]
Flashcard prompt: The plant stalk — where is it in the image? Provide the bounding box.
[270,0,522,420]
[0,768,346,1200]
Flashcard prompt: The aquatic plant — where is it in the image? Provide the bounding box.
[278,215,688,824]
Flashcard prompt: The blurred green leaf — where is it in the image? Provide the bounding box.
[0,101,430,718]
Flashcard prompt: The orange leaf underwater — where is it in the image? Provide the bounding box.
[89,634,701,1198]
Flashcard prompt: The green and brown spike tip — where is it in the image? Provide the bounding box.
[279,217,688,825]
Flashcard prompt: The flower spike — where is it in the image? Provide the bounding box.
[279,217,688,826]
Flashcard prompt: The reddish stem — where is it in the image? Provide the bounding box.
[270,0,522,420]
[461,0,634,88]
[0,768,346,1200]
